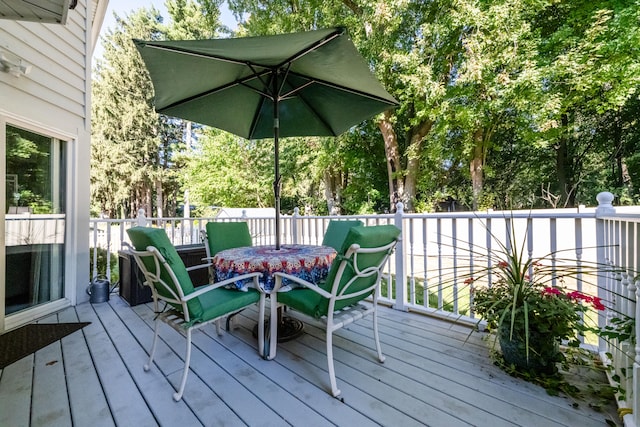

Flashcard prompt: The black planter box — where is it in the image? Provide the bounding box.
[118,244,209,306]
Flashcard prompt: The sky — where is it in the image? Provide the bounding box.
[94,0,237,62]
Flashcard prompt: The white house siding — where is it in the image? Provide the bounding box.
[0,0,93,330]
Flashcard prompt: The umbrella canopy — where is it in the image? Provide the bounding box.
[134,27,398,249]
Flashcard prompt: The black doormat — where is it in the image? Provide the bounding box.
[0,322,91,369]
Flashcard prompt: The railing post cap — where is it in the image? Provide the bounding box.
[597,192,614,205]
[596,192,615,215]
[136,209,147,227]
[395,202,404,213]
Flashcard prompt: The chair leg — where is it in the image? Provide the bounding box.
[326,330,341,397]
[267,296,279,360]
[257,296,266,358]
[372,309,386,363]
[174,328,192,402]
[144,319,161,372]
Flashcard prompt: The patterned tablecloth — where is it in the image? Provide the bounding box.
[212,244,337,291]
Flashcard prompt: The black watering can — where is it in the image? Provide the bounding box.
[87,275,110,303]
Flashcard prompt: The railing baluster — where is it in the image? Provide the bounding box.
[550,217,557,286]
[635,278,640,426]
[393,203,406,311]
[468,218,474,317]
[486,217,492,289]
[436,217,443,309]
[452,218,458,314]
[409,218,416,306]
[423,217,429,310]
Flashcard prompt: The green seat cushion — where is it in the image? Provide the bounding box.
[127,226,203,318]
[277,288,324,317]
[279,224,400,318]
[197,287,261,322]
[321,220,364,251]
[205,221,252,255]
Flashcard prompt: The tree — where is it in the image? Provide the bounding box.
[534,1,640,207]
[228,0,446,212]
[92,8,168,218]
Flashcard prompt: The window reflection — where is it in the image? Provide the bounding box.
[5,125,66,314]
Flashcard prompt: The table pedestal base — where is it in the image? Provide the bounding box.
[253,316,304,342]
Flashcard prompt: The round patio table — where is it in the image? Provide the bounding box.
[212,244,336,342]
[212,244,336,292]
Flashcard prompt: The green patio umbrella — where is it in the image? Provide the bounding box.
[134,27,398,249]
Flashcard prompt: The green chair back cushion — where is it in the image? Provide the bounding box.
[279,224,400,318]
[205,221,252,256]
[127,227,203,318]
[321,219,364,251]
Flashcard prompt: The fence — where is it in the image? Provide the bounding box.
[90,193,640,425]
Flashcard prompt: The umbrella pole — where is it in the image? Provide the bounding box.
[273,75,281,250]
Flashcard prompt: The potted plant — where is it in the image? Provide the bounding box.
[469,255,606,374]
[462,221,617,376]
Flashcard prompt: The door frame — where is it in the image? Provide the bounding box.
[0,111,77,332]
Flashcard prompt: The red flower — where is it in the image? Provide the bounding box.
[592,297,606,311]
[464,277,475,285]
[543,287,561,296]
[497,261,509,269]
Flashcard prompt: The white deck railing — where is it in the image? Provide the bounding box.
[89,193,640,426]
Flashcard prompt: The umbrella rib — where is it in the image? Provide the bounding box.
[159,69,272,111]
[274,28,345,69]
[288,70,398,106]
[279,80,315,99]
[138,42,257,67]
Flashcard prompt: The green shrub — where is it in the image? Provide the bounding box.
[89,247,119,285]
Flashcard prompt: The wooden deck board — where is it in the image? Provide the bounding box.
[0,296,620,426]
[74,302,158,427]
[0,355,33,427]
[57,306,115,427]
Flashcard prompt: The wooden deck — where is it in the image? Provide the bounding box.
[0,295,620,427]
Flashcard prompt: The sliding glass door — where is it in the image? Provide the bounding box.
[5,124,66,315]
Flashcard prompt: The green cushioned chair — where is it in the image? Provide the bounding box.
[204,221,252,256]
[126,226,266,401]
[202,221,253,281]
[268,224,400,397]
[321,219,364,251]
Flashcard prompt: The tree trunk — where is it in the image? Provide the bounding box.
[379,111,403,212]
[404,120,433,212]
[556,114,573,207]
[145,186,152,218]
[470,129,484,210]
[155,179,163,218]
[323,170,338,215]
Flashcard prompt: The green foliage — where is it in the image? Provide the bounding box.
[89,247,119,285]
[91,8,167,217]
[180,128,274,208]
[92,0,640,216]
[6,127,57,214]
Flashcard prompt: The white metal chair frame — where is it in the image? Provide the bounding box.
[130,246,266,401]
[199,229,215,282]
[268,239,397,397]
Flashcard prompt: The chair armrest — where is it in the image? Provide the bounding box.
[183,272,263,301]
[186,263,210,272]
[273,272,332,299]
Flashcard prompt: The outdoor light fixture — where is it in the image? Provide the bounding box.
[0,50,31,77]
